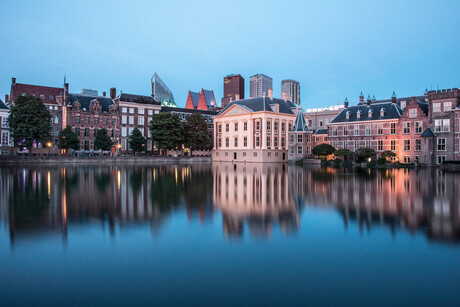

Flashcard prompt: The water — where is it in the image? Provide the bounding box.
[0,163,459,306]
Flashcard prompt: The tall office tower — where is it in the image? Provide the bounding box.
[151,72,175,103]
[249,74,272,98]
[281,79,300,105]
[221,74,245,108]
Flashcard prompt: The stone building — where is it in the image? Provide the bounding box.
[114,91,161,152]
[288,107,313,161]
[0,98,12,154]
[212,89,297,163]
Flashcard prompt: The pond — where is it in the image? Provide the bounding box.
[0,163,459,306]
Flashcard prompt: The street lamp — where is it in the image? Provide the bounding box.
[47,142,52,156]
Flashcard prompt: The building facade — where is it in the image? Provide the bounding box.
[0,98,12,154]
[281,79,300,105]
[221,74,244,108]
[151,72,175,104]
[304,105,344,131]
[212,90,296,163]
[249,74,272,98]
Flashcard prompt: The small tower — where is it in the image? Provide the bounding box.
[288,107,313,162]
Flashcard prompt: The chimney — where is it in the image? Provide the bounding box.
[235,94,240,101]
[268,89,273,99]
[391,91,396,104]
[410,96,416,105]
[5,94,9,104]
[110,87,116,99]
[12,77,16,85]
[102,91,106,97]
[282,91,287,102]
[359,91,364,103]
[344,97,349,108]
[367,95,371,105]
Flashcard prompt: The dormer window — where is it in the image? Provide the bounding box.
[346,111,350,119]
[357,110,362,119]
[380,108,385,117]
[368,109,373,118]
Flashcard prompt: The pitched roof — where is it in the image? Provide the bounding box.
[219,97,296,115]
[10,82,64,105]
[357,95,427,106]
[190,91,200,108]
[68,93,114,112]
[314,128,328,135]
[203,89,216,108]
[118,93,159,105]
[417,101,429,115]
[0,98,9,110]
[421,127,436,137]
[330,102,402,123]
[291,108,309,132]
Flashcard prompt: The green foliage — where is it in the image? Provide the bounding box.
[58,125,80,150]
[129,128,146,152]
[381,150,396,161]
[334,148,353,158]
[94,128,112,151]
[8,95,51,149]
[149,113,185,150]
[312,143,336,160]
[184,113,212,152]
[377,157,387,164]
[354,147,376,162]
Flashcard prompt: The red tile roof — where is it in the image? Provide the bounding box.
[10,82,64,105]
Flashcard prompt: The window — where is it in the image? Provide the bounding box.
[404,156,410,163]
[437,155,446,164]
[1,131,9,146]
[415,139,421,151]
[267,121,271,131]
[365,140,371,148]
[368,109,373,118]
[274,137,278,147]
[391,140,396,151]
[390,123,396,134]
[297,135,303,143]
[84,128,90,137]
[85,117,89,124]
[112,119,116,126]
[122,107,127,113]
[111,130,116,138]
[75,128,80,136]
[281,123,286,132]
[356,110,361,119]
[297,146,303,154]
[217,124,222,133]
[54,115,59,124]
[234,123,238,131]
[148,110,153,115]
[433,103,441,113]
[365,125,371,135]
[218,138,222,148]
[409,109,417,118]
[437,138,446,151]
[94,117,99,125]
[234,137,238,147]
[404,140,410,151]
[255,137,260,147]
[139,109,144,115]
[54,127,59,136]
[138,116,144,125]
[129,116,134,125]
[121,116,127,124]
[49,95,53,100]
[243,137,247,147]
[332,127,338,136]
[377,124,383,135]
[226,123,229,132]
[281,136,286,148]
[401,101,406,109]
[266,136,271,148]
[84,141,89,150]
[403,122,410,134]
[346,111,350,119]
[415,121,422,133]
[344,140,348,149]
[102,118,107,125]
[225,138,229,147]
[274,122,279,131]
[129,108,134,114]
[444,101,452,111]
[354,126,359,136]
[243,122,248,131]
[355,140,359,151]
[343,126,348,136]
[435,119,450,132]
[121,127,127,137]
[2,117,8,128]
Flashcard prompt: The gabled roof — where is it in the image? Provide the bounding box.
[314,128,328,135]
[421,127,436,137]
[291,108,309,132]
[417,101,429,115]
[0,98,9,110]
[190,91,200,107]
[10,82,64,105]
[218,97,296,115]
[118,93,159,105]
[68,93,114,112]
[203,89,216,108]
[330,102,402,123]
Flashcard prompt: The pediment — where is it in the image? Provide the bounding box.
[220,104,251,117]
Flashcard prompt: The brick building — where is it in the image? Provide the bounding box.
[185,89,217,110]
[0,98,12,154]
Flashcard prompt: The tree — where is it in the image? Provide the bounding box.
[312,143,336,160]
[354,147,376,162]
[8,95,51,150]
[94,128,112,151]
[58,125,80,150]
[334,148,353,160]
[129,128,146,152]
[381,150,396,161]
[184,113,212,154]
[149,113,185,152]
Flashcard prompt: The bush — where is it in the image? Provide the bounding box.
[377,157,387,164]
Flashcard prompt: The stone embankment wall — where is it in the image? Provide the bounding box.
[0,156,212,165]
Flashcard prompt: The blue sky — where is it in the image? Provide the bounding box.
[0,0,459,108]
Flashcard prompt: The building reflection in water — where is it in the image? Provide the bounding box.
[0,164,213,247]
[213,163,299,239]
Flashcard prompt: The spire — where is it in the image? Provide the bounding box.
[291,107,308,132]
[391,91,396,98]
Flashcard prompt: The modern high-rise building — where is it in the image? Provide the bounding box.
[221,74,244,108]
[249,74,272,98]
[151,72,175,105]
[281,79,300,105]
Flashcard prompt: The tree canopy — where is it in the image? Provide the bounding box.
[184,113,212,152]
[94,128,113,151]
[129,128,146,152]
[8,95,51,149]
[312,143,336,160]
[58,126,80,150]
[354,147,376,162]
[381,150,396,160]
[334,148,353,158]
[149,113,185,150]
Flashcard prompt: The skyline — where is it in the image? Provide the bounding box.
[1,0,459,108]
